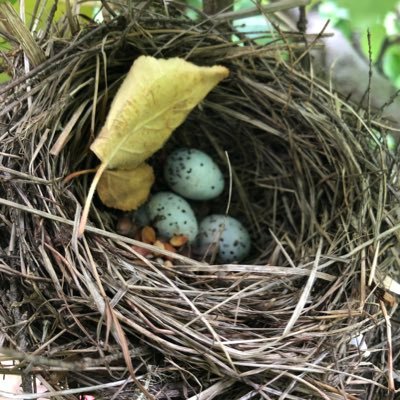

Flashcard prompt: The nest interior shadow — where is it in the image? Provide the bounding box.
[0,2,399,399]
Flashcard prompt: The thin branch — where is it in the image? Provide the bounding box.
[213,0,311,21]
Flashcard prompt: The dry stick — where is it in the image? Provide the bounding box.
[212,0,310,21]
[81,238,154,400]
[0,376,139,399]
[360,248,366,310]
[64,0,79,35]
[279,371,331,400]
[0,165,52,184]
[283,238,322,336]
[380,300,395,392]
[0,197,199,264]
[368,240,380,286]
[0,23,108,98]
[50,100,90,156]
[224,150,232,215]
[111,309,155,400]
[78,162,108,236]
[0,2,45,67]
[91,54,101,136]
[186,378,236,400]
[292,19,330,67]
[19,0,33,113]
[101,0,117,18]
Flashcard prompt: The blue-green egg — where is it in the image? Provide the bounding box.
[164,148,224,200]
[196,215,251,263]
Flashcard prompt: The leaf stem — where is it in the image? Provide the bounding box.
[63,167,99,184]
[78,162,108,237]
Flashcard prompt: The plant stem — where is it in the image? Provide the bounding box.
[78,162,108,237]
[63,167,99,184]
[213,0,310,21]
[0,2,45,66]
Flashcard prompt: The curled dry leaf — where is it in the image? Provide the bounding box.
[170,234,188,247]
[116,216,137,237]
[96,163,155,210]
[153,240,166,250]
[163,242,177,254]
[141,226,156,244]
[79,56,229,235]
[163,243,177,261]
[152,240,176,260]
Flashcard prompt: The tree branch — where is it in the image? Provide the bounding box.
[203,0,233,15]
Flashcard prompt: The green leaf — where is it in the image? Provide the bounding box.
[0,37,11,51]
[383,45,400,89]
[185,0,202,19]
[335,0,397,23]
[319,1,349,25]
[334,0,397,60]
[235,0,255,11]
[11,0,96,29]
[0,72,10,83]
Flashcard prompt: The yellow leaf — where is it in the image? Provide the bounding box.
[79,56,229,235]
[96,163,155,211]
[90,56,229,169]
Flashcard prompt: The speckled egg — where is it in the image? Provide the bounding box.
[164,148,224,200]
[147,192,198,242]
[196,215,251,263]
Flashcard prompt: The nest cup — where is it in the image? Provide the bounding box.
[0,2,399,399]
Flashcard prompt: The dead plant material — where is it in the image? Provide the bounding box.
[0,1,399,399]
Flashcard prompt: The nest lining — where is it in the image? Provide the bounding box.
[0,2,399,399]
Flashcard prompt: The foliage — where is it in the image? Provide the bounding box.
[384,45,400,87]
[318,0,400,87]
[190,0,400,88]
[3,0,400,87]
[0,0,97,83]
[320,1,395,60]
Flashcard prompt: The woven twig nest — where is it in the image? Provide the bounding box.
[0,2,399,399]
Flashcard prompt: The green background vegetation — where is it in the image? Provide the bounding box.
[2,0,400,87]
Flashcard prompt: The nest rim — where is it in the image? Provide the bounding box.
[0,2,398,399]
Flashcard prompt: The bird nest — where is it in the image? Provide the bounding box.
[0,1,399,399]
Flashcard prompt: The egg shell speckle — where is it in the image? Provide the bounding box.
[147,192,198,242]
[197,214,251,263]
[164,148,224,200]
